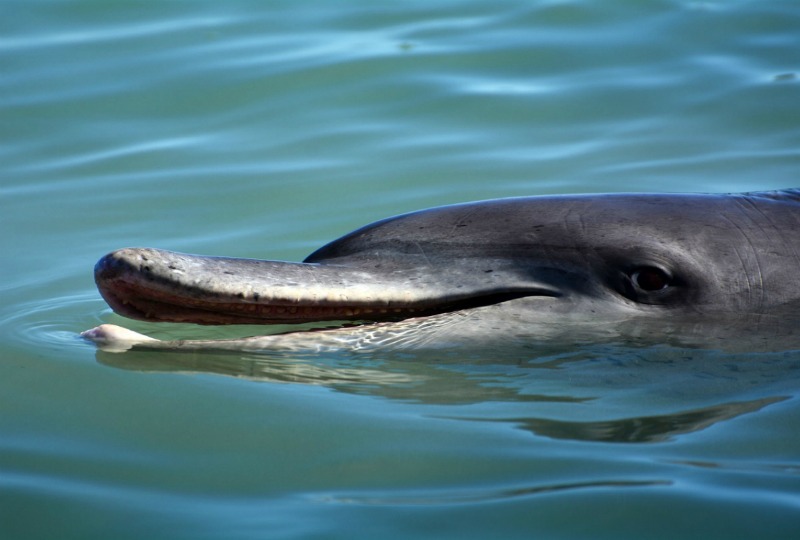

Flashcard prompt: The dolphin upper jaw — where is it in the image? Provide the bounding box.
[95,247,562,326]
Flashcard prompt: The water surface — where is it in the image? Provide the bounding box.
[2,1,800,539]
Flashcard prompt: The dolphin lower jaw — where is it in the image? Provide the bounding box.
[95,248,560,325]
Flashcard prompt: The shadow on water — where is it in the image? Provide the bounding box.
[459,395,788,443]
[96,338,799,445]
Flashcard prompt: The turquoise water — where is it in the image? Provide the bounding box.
[3,1,800,538]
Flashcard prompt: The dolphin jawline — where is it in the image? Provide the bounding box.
[94,247,560,326]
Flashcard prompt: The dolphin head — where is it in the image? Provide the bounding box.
[94,191,800,328]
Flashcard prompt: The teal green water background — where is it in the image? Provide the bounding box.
[2,1,800,538]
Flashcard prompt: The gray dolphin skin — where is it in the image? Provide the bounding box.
[83,190,800,352]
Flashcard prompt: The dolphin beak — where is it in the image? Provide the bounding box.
[94,248,559,325]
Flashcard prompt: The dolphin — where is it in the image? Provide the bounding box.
[82,190,800,353]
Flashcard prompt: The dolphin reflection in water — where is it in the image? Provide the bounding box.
[82,190,800,354]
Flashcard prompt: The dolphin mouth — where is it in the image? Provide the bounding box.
[95,248,560,326]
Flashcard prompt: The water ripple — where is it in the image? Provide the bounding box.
[2,292,103,351]
[315,479,672,506]
[0,15,232,51]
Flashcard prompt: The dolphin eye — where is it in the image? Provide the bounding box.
[631,266,671,292]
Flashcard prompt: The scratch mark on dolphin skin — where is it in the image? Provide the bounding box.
[719,212,763,308]
[448,207,479,240]
[738,193,781,235]
[733,198,772,309]
[413,240,433,266]
[745,192,800,270]
[563,199,596,267]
